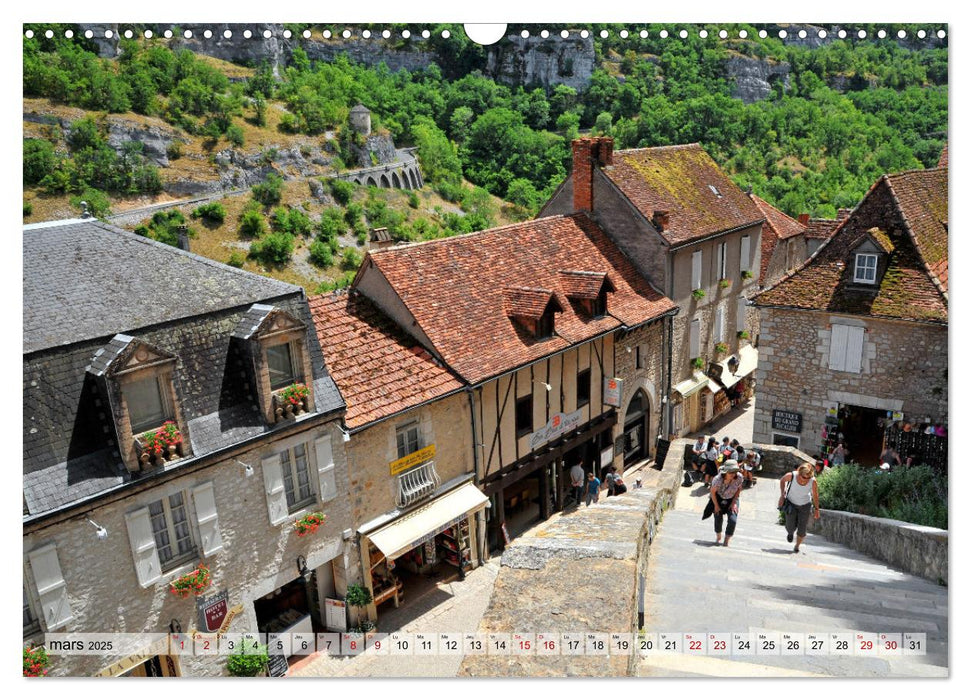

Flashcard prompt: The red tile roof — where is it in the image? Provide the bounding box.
[938,143,948,168]
[503,286,561,320]
[364,214,677,384]
[309,291,464,429]
[558,270,612,299]
[603,144,765,246]
[754,169,948,324]
[804,217,840,240]
[749,193,808,285]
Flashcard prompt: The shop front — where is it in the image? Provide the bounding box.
[672,371,711,433]
[358,480,488,621]
[713,345,758,408]
[621,390,650,467]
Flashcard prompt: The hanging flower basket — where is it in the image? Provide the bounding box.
[170,564,211,598]
[718,278,731,289]
[691,288,706,301]
[293,511,326,537]
[691,357,705,370]
[23,646,49,677]
[715,342,729,354]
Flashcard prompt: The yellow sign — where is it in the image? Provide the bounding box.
[390,444,436,475]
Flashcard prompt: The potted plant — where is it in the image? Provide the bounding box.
[227,638,269,677]
[273,382,310,421]
[737,330,750,340]
[691,357,705,371]
[170,563,212,598]
[718,278,731,289]
[691,288,706,301]
[137,421,183,466]
[741,270,754,280]
[293,511,326,537]
[715,342,729,354]
[23,646,49,677]
[345,583,374,630]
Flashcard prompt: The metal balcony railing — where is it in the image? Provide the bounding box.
[395,461,441,509]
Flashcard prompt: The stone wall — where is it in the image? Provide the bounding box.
[750,443,817,477]
[811,510,948,584]
[458,439,685,677]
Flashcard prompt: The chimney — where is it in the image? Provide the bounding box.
[572,138,595,212]
[596,136,613,166]
[652,210,670,232]
[177,225,190,252]
[798,213,810,226]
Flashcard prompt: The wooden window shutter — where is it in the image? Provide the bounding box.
[691,251,703,290]
[192,482,224,556]
[829,324,849,371]
[27,544,73,629]
[261,452,288,525]
[737,297,747,335]
[125,508,162,588]
[315,435,338,503]
[689,319,700,358]
[845,326,865,374]
[740,236,751,272]
[715,306,725,342]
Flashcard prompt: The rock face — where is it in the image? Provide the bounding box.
[726,54,791,103]
[347,132,398,168]
[487,35,596,91]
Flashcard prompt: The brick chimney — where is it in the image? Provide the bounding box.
[177,225,190,252]
[572,136,614,212]
[798,213,810,226]
[652,210,670,232]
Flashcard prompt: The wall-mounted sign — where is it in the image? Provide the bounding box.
[772,409,803,434]
[324,598,347,632]
[604,377,623,407]
[389,443,436,475]
[529,410,582,451]
[196,590,229,632]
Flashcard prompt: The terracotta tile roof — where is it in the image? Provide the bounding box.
[558,270,613,299]
[748,193,807,285]
[364,214,677,384]
[503,286,561,320]
[309,291,464,429]
[753,169,948,324]
[938,143,948,168]
[604,144,765,246]
[805,217,840,240]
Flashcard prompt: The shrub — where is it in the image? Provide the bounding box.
[69,188,111,218]
[309,239,334,267]
[341,247,363,271]
[408,191,420,208]
[249,231,294,265]
[226,251,246,268]
[23,201,33,217]
[252,173,283,206]
[226,124,245,147]
[239,209,268,238]
[816,464,947,529]
[24,138,58,185]
[192,202,226,223]
[278,112,298,133]
[166,141,183,160]
[226,638,268,677]
[356,231,368,246]
[318,207,345,241]
[329,178,355,206]
[345,583,373,608]
[344,202,363,226]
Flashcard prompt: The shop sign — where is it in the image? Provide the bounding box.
[772,409,803,433]
[604,377,623,407]
[389,444,436,475]
[324,598,347,632]
[196,590,229,633]
[529,410,582,451]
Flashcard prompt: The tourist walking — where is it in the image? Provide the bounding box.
[708,461,743,546]
[585,472,601,506]
[779,463,820,553]
[829,441,847,466]
[703,437,719,485]
[570,462,584,505]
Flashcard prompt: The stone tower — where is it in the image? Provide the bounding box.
[349,104,372,137]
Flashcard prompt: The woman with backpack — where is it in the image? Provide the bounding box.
[779,463,821,553]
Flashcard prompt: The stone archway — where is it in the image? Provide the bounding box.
[391,171,402,189]
[379,173,390,188]
[409,169,420,189]
[366,176,377,187]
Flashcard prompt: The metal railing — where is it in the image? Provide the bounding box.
[395,461,441,509]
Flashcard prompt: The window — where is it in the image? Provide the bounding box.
[126,375,171,433]
[854,253,878,284]
[591,290,607,317]
[266,342,298,390]
[396,421,421,459]
[577,368,591,407]
[516,394,534,438]
[23,585,39,634]
[689,319,701,358]
[828,323,865,374]
[280,443,315,512]
[740,235,751,273]
[635,346,643,370]
[148,492,196,571]
[536,310,554,339]
[691,251,703,290]
[717,241,727,279]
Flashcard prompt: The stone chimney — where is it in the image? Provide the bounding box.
[572,136,614,212]
[177,225,190,252]
[798,213,810,226]
[652,210,670,232]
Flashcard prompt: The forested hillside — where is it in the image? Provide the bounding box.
[23,23,946,288]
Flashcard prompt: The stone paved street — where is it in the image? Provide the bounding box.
[638,475,948,677]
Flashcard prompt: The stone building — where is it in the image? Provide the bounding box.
[751,166,948,465]
[309,291,485,625]
[748,193,809,289]
[23,218,353,677]
[350,214,675,549]
[541,138,764,435]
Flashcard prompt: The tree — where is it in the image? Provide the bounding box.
[249,231,294,265]
[239,209,268,237]
[412,116,462,185]
[252,173,283,206]
[23,139,58,185]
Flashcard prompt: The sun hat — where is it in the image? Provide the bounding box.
[720,460,740,473]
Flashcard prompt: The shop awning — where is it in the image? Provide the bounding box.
[673,371,709,398]
[366,482,488,560]
[716,345,759,389]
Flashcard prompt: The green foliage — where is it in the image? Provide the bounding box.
[166,141,183,160]
[344,202,363,226]
[226,251,246,268]
[270,206,312,236]
[249,231,294,265]
[318,207,346,243]
[345,583,373,608]
[69,188,111,218]
[251,173,283,206]
[328,178,355,206]
[341,247,363,271]
[23,201,33,217]
[817,464,947,530]
[134,209,190,246]
[226,638,268,677]
[407,191,420,208]
[191,202,226,223]
[23,138,58,185]
[239,208,268,238]
[309,239,334,267]
[225,123,245,147]
[412,115,462,186]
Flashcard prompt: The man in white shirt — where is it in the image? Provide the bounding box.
[570,463,584,506]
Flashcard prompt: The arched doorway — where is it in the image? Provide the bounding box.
[622,390,651,467]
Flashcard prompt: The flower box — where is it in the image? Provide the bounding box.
[272,382,310,422]
[741,270,754,280]
[691,357,705,370]
[23,646,49,677]
[170,564,211,598]
[737,330,750,340]
[691,288,706,301]
[135,421,184,469]
[715,342,729,354]
[293,511,326,537]
[718,278,731,289]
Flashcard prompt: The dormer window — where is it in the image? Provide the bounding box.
[267,342,299,390]
[127,375,173,433]
[854,253,878,284]
[558,270,614,319]
[503,286,562,340]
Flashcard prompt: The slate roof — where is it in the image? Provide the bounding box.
[753,168,948,324]
[309,292,465,429]
[364,213,677,385]
[749,193,807,285]
[23,219,297,354]
[603,144,765,246]
[24,219,344,518]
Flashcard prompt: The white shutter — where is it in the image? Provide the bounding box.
[27,544,73,629]
[192,482,223,556]
[845,326,865,374]
[262,453,288,525]
[740,236,751,272]
[828,324,849,371]
[125,508,162,588]
[715,306,725,342]
[689,319,700,358]
[691,251,702,290]
[315,435,338,503]
[737,297,747,335]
